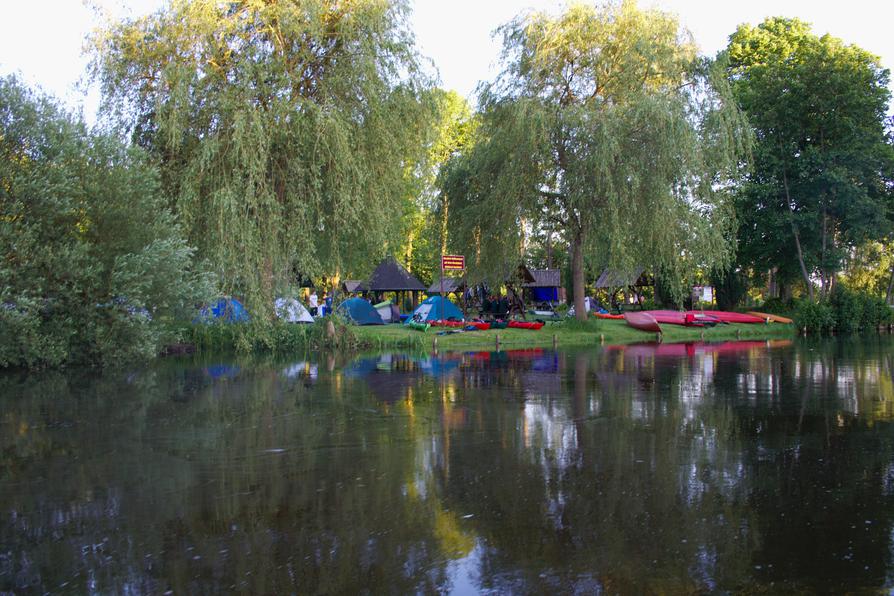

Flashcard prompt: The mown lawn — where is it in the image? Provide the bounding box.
[351,317,796,351]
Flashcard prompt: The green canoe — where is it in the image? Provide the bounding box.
[406,321,430,332]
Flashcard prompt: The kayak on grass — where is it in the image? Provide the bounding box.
[624,311,662,333]
[747,311,794,324]
[593,312,625,320]
[466,321,491,331]
[429,320,465,328]
[691,310,766,324]
[507,321,545,330]
[405,320,430,332]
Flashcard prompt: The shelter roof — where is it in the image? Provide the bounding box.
[594,267,650,288]
[427,276,465,294]
[514,264,536,284]
[368,257,426,292]
[523,269,561,288]
[342,280,368,294]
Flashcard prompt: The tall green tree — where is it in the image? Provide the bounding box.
[440,1,749,319]
[400,89,477,285]
[727,18,894,300]
[0,76,212,368]
[90,0,434,313]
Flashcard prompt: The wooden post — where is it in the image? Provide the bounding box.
[495,334,501,350]
[552,334,557,349]
[433,337,438,351]
[599,334,604,345]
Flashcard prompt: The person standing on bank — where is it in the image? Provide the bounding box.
[309,289,319,316]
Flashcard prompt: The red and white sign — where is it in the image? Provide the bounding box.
[441,255,465,270]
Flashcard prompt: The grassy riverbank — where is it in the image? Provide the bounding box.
[352,318,796,351]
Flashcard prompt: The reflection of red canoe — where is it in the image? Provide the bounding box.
[593,313,624,320]
[505,348,545,358]
[608,339,792,358]
[624,311,662,333]
[507,321,544,330]
[691,310,766,324]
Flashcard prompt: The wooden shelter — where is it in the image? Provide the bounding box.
[367,256,426,309]
[594,267,653,309]
[523,269,562,304]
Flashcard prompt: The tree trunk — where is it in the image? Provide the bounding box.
[793,228,813,301]
[571,230,586,322]
[820,209,829,298]
[782,170,814,300]
[886,260,894,305]
[546,232,552,269]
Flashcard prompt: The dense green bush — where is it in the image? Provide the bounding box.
[0,76,214,368]
[792,286,893,333]
[829,286,864,333]
[186,316,361,353]
[793,300,835,333]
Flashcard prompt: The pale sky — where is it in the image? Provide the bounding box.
[1,0,892,120]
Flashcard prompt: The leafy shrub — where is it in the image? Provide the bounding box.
[859,294,894,329]
[0,76,214,368]
[793,300,834,333]
[829,286,864,333]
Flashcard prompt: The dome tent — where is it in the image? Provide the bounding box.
[337,298,384,325]
[274,298,314,323]
[406,295,463,323]
[196,297,250,323]
[374,300,401,323]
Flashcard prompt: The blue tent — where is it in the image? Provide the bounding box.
[337,298,384,325]
[406,295,463,323]
[196,297,250,323]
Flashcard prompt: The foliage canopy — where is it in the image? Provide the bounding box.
[440,0,750,318]
[727,17,894,300]
[0,76,212,367]
[90,0,435,312]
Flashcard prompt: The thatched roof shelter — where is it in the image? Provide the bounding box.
[368,256,426,292]
[594,267,651,288]
[523,269,561,288]
[341,280,368,294]
[427,277,465,294]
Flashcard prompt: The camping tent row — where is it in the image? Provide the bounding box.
[337,298,403,325]
[196,297,314,324]
[337,295,463,325]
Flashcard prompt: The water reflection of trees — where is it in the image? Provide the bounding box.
[2,338,894,592]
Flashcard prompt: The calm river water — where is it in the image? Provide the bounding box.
[3,336,894,593]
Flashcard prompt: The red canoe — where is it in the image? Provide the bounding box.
[624,311,662,333]
[690,310,766,324]
[593,312,625,320]
[507,321,544,330]
[467,321,491,330]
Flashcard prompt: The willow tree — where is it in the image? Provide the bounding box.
[90,0,433,313]
[441,1,749,319]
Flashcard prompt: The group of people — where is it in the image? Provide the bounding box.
[307,289,332,317]
[481,294,511,318]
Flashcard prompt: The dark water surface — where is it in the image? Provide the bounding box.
[3,336,894,593]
